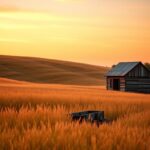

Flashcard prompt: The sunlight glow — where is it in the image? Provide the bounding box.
[0,0,150,66]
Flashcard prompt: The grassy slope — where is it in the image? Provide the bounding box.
[0,82,149,150]
[0,78,25,84]
[0,55,109,85]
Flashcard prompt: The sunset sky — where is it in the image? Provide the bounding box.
[0,0,150,66]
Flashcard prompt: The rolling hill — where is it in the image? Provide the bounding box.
[0,55,109,85]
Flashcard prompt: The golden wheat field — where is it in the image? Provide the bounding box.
[0,78,150,150]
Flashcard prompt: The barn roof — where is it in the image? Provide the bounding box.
[106,62,141,77]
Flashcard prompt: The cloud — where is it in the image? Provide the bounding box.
[0,38,28,43]
[0,5,20,11]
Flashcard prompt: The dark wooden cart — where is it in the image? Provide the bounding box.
[69,110,108,126]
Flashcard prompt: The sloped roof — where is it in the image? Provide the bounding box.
[106,62,141,77]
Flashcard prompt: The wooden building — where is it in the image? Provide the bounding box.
[106,62,150,93]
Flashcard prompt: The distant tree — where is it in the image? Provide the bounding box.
[144,63,150,71]
[112,64,116,68]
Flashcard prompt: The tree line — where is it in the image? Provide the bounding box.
[144,63,150,71]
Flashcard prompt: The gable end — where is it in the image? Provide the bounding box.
[126,62,150,78]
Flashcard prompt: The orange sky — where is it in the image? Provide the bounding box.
[0,0,150,66]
